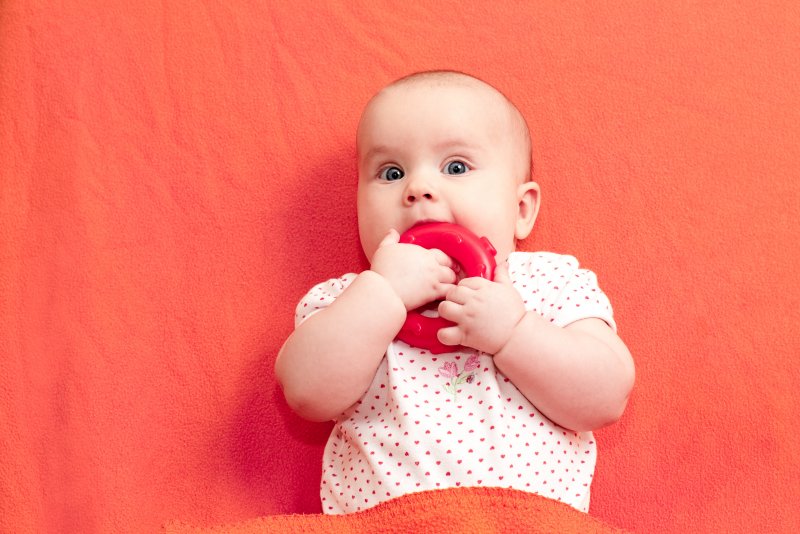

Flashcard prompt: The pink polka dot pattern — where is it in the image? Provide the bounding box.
[294,252,615,515]
[294,274,356,327]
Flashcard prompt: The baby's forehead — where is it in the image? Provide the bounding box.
[359,77,527,152]
[361,79,516,141]
[378,75,507,110]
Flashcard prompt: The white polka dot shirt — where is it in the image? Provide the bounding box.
[294,252,616,515]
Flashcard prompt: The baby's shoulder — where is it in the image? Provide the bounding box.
[508,251,615,327]
[310,273,359,293]
[294,273,358,327]
[507,251,581,278]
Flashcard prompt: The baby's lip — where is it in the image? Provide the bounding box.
[407,218,454,232]
[410,219,441,229]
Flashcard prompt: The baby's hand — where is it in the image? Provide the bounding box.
[370,229,457,311]
[437,262,526,354]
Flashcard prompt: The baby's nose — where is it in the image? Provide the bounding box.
[403,176,436,205]
[406,191,433,203]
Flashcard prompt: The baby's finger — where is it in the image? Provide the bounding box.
[430,248,457,270]
[458,276,490,290]
[439,265,458,285]
[434,282,457,300]
[378,228,400,248]
[437,326,463,346]
[437,300,463,322]
[445,285,471,305]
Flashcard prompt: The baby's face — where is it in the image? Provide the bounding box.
[357,80,536,264]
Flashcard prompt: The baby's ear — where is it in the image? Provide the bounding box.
[514,181,540,240]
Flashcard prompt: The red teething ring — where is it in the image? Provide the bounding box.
[396,222,497,354]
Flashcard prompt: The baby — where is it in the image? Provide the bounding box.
[275,71,635,514]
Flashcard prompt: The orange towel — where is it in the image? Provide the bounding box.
[166,487,628,533]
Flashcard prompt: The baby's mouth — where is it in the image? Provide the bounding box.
[403,219,466,283]
[408,219,442,230]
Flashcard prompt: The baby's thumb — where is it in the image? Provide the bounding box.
[378,228,400,248]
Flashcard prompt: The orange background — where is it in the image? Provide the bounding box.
[1,2,798,532]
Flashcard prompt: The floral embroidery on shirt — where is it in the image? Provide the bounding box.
[439,355,481,400]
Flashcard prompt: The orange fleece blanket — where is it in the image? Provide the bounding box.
[166,487,628,533]
[1,2,798,533]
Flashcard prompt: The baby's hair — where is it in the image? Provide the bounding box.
[385,70,533,182]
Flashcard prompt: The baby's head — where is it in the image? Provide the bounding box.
[356,70,540,264]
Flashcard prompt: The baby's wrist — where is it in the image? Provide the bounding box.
[494,311,537,360]
[361,269,407,314]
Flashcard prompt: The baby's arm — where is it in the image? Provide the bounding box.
[494,315,634,432]
[437,262,634,432]
[275,230,456,422]
[275,270,406,422]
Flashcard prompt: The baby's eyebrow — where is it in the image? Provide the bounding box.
[433,139,482,153]
[360,145,393,163]
[359,139,481,165]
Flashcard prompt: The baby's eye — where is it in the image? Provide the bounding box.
[380,166,405,181]
[444,161,470,175]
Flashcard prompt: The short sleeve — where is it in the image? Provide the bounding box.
[294,274,358,328]
[510,252,616,332]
